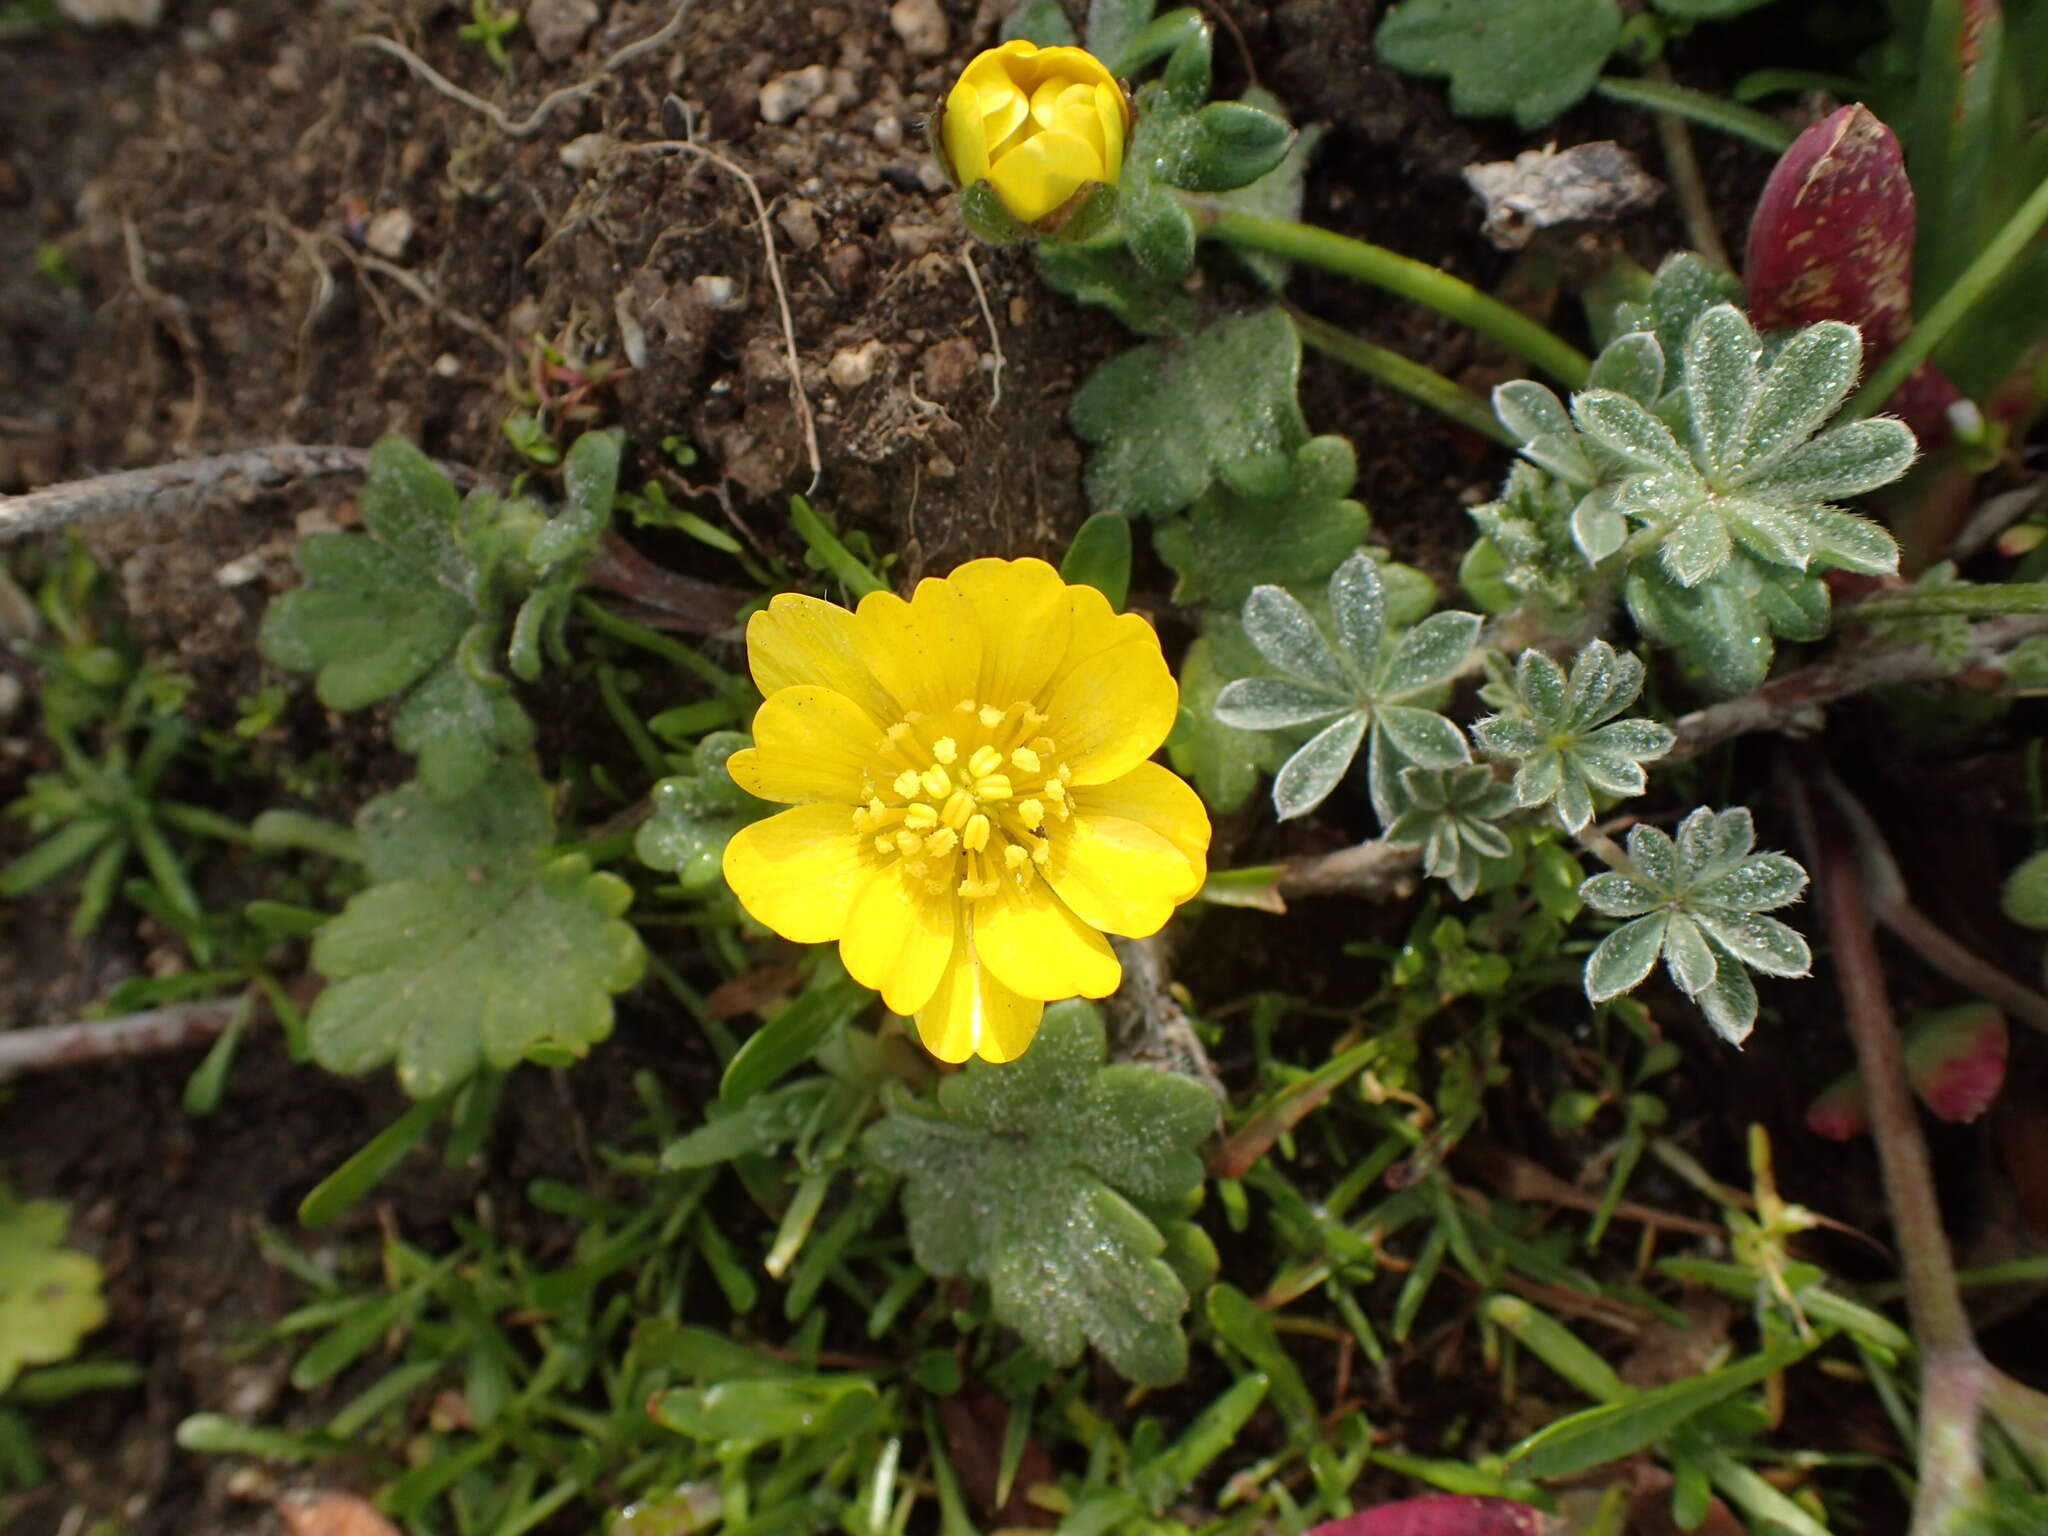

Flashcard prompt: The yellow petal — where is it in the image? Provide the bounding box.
[840,868,957,1016]
[729,685,881,804]
[960,41,1032,152]
[746,593,896,725]
[1031,45,1118,93]
[972,877,1120,1001]
[1070,761,1211,883]
[853,578,984,720]
[722,805,873,944]
[988,129,1100,224]
[913,933,1043,1064]
[940,78,993,186]
[1047,806,1201,939]
[1039,627,1178,786]
[945,557,1074,708]
[1092,80,1127,183]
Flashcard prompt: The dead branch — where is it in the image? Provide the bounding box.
[0,444,478,542]
[1666,611,2048,764]
[0,998,241,1082]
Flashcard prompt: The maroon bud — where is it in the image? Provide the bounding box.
[1744,104,1960,445]
[1308,1495,1554,1536]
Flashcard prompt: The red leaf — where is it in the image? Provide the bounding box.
[1743,104,1960,445]
[1804,1068,1870,1141]
[1307,1495,1553,1536]
[1904,1003,2008,1123]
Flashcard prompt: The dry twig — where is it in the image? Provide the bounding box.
[0,999,242,1082]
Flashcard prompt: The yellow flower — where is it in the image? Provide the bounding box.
[721,558,1210,1065]
[939,41,1130,227]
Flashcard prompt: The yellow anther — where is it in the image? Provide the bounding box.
[942,790,976,828]
[920,764,953,798]
[1003,844,1028,871]
[956,698,979,714]
[1010,747,1041,774]
[1031,841,1051,866]
[957,876,1000,900]
[975,775,1014,801]
[893,769,921,798]
[932,736,959,764]
[978,705,1005,728]
[895,830,923,857]
[963,813,992,852]
[1048,797,1071,821]
[1043,777,1066,801]
[1017,798,1045,829]
[874,834,897,856]
[886,722,915,746]
[1057,762,1072,783]
[924,827,959,858]
[968,744,1004,778]
[852,807,873,833]
[904,802,939,830]
[927,876,950,895]
[1030,736,1055,755]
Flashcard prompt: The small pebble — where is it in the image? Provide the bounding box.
[364,207,414,260]
[525,0,598,62]
[872,114,904,152]
[889,0,949,58]
[827,339,889,390]
[759,64,829,125]
[692,274,744,310]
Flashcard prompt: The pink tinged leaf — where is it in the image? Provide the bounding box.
[1904,1003,2008,1123]
[1306,1495,1554,1536]
[1805,1068,1870,1140]
[1743,104,1961,445]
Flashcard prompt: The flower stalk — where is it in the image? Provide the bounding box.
[1182,200,1592,388]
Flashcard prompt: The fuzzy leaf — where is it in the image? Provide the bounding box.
[1156,437,1368,608]
[863,1003,1219,1386]
[1375,0,1622,128]
[1749,419,1918,502]
[1586,331,1665,405]
[309,759,646,1096]
[1662,913,1719,996]
[1242,584,1350,692]
[1329,550,1389,683]
[1071,309,1308,519]
[1213,677,1351,731]
[1373,704,1469,768]
[1272,711,1369,820]
[1695,959,1758,1044]
[1739,321,1863,476]
[1380,609,1482,698]
[1584,914,1667,1000]
[1574,390,1694,475]
[1684,305,1762,481]
[260,534,473,711]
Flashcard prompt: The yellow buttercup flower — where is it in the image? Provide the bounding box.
[939,40,1130,227]
[721,558,1210,1065]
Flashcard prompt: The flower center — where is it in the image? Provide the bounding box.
[851,698,1074,902]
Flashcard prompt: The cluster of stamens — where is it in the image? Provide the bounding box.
[851,698,1073,901]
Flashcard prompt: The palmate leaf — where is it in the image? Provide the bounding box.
[1216,552,1477,823]
[308,758,646,1097]
[1155,436,1369,608]
[1472,640,1673,832]
[1070,308,1310,520]
[1578,806,1811,1044]
[863,1002,1219,1386]
[0,1193,107,1393]
[1375,0,1623,128]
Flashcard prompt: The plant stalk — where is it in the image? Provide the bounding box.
[1183,202,1592,388]
[1287,307,1517,445]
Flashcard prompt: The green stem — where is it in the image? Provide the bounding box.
[575,597,749,701]
[1845,167,2048,421]
[1287,308,1516,445]
[1592,76,1795,154]
[1185,202,1591,388]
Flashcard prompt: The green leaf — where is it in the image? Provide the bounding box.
[1118,176,1199,278]
[391,646,536,801]
[1506,1338,1816,1477]
[297,1094,449,1227]
[862,1002,1218,1385]
[2002,849,2048,929]
[260,534,472,711]
[1036,242,1200,337]
[1167,627,1295,813]
[720,973,868,1106]
[1271,711,1368,820]
[1086,0,1157,65]
[1070,308,1308,519]
[1584,914,1667,1001]
[652,1375,878,1447]
[1002,0,1079,43]
[1209,93,1325,289]
[1061,512,1134,609]
[308,759,645,1096]
[357,436,465,585]
[0,1194,106,1393]
[1177,101,1293,191]
[1155,437,1369,608]
[1375,0,1623,128]
[634,732,772,896]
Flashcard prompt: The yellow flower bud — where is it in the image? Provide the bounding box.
[938,40,1130,227]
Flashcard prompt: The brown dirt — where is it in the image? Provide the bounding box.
[0,1,1973,1533]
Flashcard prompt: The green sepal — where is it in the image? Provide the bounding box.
[957,178,1032,246]
[1120,177,1197,277]
[1003,0,1079,46]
